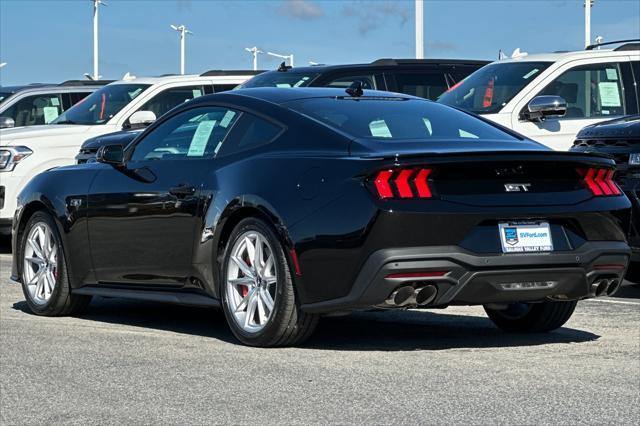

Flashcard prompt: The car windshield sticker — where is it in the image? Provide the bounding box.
[293,76,311,88]
[598,82,622,107]
[219,110,237,128]
[192,89,203,99]
[50,97,60,106]
[422,118,433,135]
[605,68,618,81]
[43,106,59,124]
[187,120,216,157]
[369,120,392,138]
[522,69,540,80]
[459,129,479,139]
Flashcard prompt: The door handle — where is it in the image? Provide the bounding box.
[169,184,196,197]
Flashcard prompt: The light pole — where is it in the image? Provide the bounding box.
[89,0,107,80]
[415,0,424,59]
[245,47,263,71]
[267,51,294,67]
[584,0,594,48]
[171,25,193,75]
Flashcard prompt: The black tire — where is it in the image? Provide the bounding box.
[220,217,318,347]
[484,300,578,333]
[19,211,91,316]
[624,261,640,285]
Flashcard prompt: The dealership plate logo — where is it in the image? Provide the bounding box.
[504,227,519,245]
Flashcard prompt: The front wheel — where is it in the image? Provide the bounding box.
[220,218,318,347]
[20,211,91,316]
[484,300,577,333]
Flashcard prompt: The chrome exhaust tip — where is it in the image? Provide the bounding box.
[591,279,610,297]
[386,286,415,306]
[606,279,621,296]
[415,285,438,306]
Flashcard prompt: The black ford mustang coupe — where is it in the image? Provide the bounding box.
[10,87,631,347]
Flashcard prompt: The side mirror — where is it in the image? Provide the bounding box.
[523,96,567,122]
[127,110,156,129]
[96,144,124,166]
[0,116,15,129]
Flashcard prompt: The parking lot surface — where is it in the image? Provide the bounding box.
[1,249,639,425]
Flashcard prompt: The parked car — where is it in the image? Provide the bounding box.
[570,114,640,283]
[0,80,111,128]
[438,40,640,151]
[0,70,260,234]
[240,58,489,100]
[75,129,142,164]
[11,87,630,347]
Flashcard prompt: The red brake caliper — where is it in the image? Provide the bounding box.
[241,253,252,297]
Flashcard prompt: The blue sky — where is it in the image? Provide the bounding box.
[1,0,639,85]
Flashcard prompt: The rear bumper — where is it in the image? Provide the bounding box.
[301,242,630,313]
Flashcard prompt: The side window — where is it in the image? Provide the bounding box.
[325,75,377,90]
[69,92,91,106]
[213,84,239,93]
[130,107,240,161]
[392,72,448,100]
[539,63,627,118]
[217,114,282,157]
[137,85,206,119]
[3,94,64,126]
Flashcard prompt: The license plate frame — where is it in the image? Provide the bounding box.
[498,222,553,253]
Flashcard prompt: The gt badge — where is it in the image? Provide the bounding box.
[504,183,531,192]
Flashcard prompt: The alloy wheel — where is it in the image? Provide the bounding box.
[23,222,59,305]
[225,231,278,333]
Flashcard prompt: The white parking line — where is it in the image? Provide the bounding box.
[584,298,640,306]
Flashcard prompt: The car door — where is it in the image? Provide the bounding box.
[512,60,633,151]
[0,93,65,126]
[87,105,241,286]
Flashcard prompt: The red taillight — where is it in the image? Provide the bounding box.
[373,168,433,199]
[580,167,621,197]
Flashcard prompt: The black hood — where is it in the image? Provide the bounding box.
[81,129,142,150]
[576,115,640,140]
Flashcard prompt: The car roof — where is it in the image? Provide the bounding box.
[0,80,111,94]
[107,73,258,86]
[493,47,638,64]
[208,87,420,105]
[260,58,490,75]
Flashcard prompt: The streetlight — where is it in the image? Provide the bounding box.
[171,25,193,75]
[415,0,424,59]
[245,47,263,71]
[584,0,594,48]
[267,51,294,67]
[85,0,107,81]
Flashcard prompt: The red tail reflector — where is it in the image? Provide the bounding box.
[374,170,394,199]
[580,167,621,197]
[386,271,447,279]
[372,168,433,199]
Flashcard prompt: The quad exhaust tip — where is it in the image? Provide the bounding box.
[590,278,620,297]
[385,284,438,307]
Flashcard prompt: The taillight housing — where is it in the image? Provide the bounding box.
[373,168,434,199]
[578,167,621,197]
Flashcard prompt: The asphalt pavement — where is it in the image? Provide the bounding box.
[1,241,639,424]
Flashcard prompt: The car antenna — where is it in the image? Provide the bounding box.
[345,81,364,97]
[277,61,292,72]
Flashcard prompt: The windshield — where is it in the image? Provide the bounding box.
[438,62,552,114]
[0,92,13,104]
[240,72,319,88]
[286,97,519,141]
[53,84,150,125]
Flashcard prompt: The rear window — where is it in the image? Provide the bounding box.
[286,97,519,141]
[241,72,319,88]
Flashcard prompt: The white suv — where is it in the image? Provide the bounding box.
[0,71,259,234]
[439,41,640,151]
